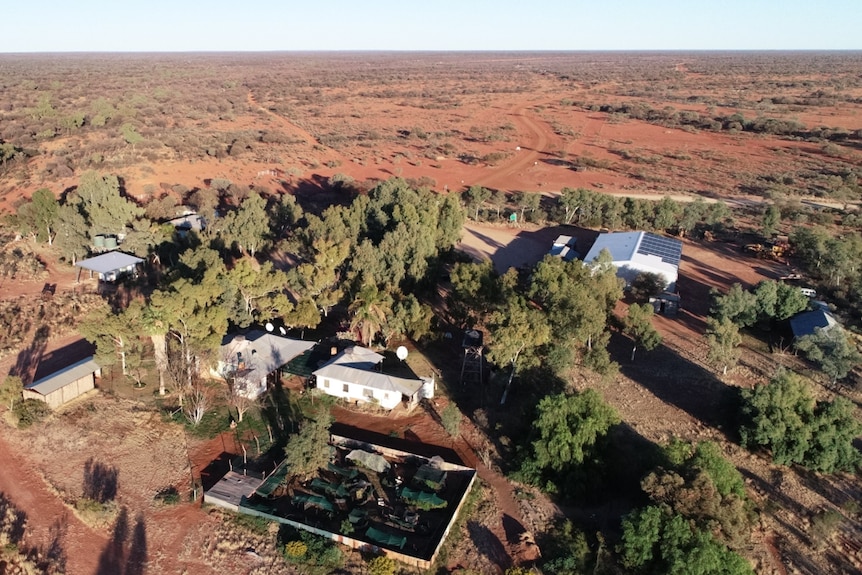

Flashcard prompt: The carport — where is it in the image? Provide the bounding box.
[74,251,144,283]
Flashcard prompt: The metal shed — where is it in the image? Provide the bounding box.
[74,251,144,283]
[22,356,101,409]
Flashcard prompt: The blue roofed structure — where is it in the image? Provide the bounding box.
[790,309,838,339]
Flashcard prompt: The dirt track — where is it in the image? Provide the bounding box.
[0,431,107,574]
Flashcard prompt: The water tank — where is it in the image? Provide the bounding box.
[104,236,118,249]
[93,235,105,248]
[420,376,435,400]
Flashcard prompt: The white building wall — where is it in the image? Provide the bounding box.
[317,376,401,410]
[615,261,678,290]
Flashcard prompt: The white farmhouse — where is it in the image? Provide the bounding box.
[583,231,683,291]
[313,346,429,410]
[214,330,315,399]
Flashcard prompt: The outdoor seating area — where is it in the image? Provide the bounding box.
[205,434,476,568]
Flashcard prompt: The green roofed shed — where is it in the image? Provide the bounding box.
[400,487,447,509]
[366,526,407,550]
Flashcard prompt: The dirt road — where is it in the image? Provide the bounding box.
[0,432,107,574]
[475,106,550,191]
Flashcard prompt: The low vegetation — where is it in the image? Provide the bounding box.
[0,51,860,574]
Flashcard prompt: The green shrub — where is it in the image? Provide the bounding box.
[282,530,343,573]
[441,402,461,437]
[154,486,180,505]
[13,399,50,428]
[367,555,396,575]
[284,540,308,559]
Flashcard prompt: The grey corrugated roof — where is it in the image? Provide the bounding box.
[220,331,316,380]
[26,356,100,396]
[75,251,144,274]
[313,346,423,396]
[314,363,423,396]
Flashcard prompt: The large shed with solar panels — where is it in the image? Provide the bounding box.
[583,231,683,291]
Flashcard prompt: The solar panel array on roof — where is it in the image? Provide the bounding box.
[637,233,683,267]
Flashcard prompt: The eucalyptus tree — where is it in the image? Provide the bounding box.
[705,317,742,375]
[220,191,270,257]
[287,238,350,318]
[462,185,491,220]
[795,328,862,385]
[53,198,90,264]
[79,301,139,377]
[150,257,228,402]
[622,303,662,362]
[225,258,292,328]
[75,171,143,237]
[487,290,551,404]
[512,190,541,223]
[15,188,58,244]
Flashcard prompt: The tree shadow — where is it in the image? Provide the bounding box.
[260,381,302,447]
[28,338,95,382]
[199,452,234,491]
[467,520,511,571]
[502,513,526,544]
[0,492,27,545]
[45,516,68,572]
[0,492,68,572]
[286,174,353,216]
[330,421,462,464]
[96,506,128,575]
[83,458,119,503]
[93,507,147,575]
[613,331,740,435]
[10,325,50,381]
[126,512,148,575]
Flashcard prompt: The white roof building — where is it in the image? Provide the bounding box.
[75,251,144,282]
[583,231,683,291]
[313,346,426,410]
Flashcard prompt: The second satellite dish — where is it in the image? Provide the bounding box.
[265,322,274,332]
[396,346,408,361]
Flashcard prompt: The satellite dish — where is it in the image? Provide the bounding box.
[279,326,287,336]
[265,322,274,332]
[396,346,408,361]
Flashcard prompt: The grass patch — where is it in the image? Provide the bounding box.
[163,403,232,439]
[73,497,118,529]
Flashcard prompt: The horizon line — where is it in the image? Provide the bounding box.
[2,48,862,56]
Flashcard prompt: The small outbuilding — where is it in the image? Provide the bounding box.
[167,212,206,237]
[549,235,579,261]
[790,309,839,339]
[74,251,144,283]
[22,356,101,409]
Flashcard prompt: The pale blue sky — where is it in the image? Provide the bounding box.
[2,0,859,52]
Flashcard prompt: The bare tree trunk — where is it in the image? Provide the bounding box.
[151,333,168,396]
[500,359,518,406]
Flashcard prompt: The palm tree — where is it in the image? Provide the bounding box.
[349,285,393,346]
